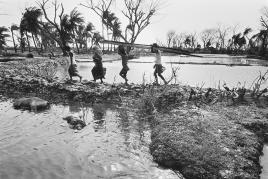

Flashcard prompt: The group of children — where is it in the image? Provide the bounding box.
[65,43,167,85]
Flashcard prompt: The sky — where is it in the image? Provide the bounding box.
[0,0,268,44]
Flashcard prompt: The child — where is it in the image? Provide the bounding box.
[151,43,167,85]
[92,46,105,83]
[66,46,82,82]
[118,45,129,84]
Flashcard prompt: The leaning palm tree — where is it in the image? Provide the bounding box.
[20,7,42,52]
[0,26,10,54]
[104,11,117,51]
[111,20,122,51]
[250,30,268,56]
[85,22,94,49]
[69,8,84,54]
[10,24,20,53]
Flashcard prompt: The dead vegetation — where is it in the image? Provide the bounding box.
[0,59,59,82]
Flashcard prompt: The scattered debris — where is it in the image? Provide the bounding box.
[63,115,86,130]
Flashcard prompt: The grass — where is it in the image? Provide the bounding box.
[149,105,262,179]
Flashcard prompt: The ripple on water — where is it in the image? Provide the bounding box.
[0,98,180,179]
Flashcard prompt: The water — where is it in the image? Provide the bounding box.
[261,145,268,179]
[60,55,268,88]
[0,97,179,179]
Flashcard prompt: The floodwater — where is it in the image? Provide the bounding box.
[60,55,268,88]
[0,97,180,179]
[261,145,268,179]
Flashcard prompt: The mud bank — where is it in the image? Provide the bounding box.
[132,85,268,179]
[0,75,142,104]
[0,58,143,104]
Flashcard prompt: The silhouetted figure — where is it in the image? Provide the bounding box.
[91,46,105,83]
[118,45,129,84]
[151,43,167,85]
[66,46,82,82]
[92,104,106,132]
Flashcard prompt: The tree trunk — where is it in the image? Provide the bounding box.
[102,22,105,51]
[26,32,31,52]
[72,30,80,54]
[32,33,39,54]
[11,30,17,53]
[107,25,109,51]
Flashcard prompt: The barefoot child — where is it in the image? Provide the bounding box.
[66,46,82,82]
[92,46,105,83]
[151,43,167,85]
[118,45,129,84]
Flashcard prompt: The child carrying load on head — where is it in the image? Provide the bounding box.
[151,43,167,85]
[118,45,129,84]
[91,46,106,83]
[65,46,82,82]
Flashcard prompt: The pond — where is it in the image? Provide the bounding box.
[58,55,268,89]
[0,96,180,179]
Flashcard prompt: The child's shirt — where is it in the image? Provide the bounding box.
[154,50,162,64]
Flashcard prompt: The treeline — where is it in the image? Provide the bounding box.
[0,0,159,56]
[160,7,268,58]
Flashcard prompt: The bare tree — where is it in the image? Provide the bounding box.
[172,33,184,48]
[216,24,230,49]
[166,30,176,47]
[81,0,160,46]
[200,28,217,48]
[261,6,268,29]
[37,0,73,55]
[189,32,197,48]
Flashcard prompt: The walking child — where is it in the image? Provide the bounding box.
[118,45,129,84]
[66,46,82,82]
[151,43,167,85]
[92,46,105,83]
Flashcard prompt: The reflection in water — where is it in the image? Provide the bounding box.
[0,97,179,179]
[92,103,107,132]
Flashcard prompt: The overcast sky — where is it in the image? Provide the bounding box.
[0,0,268,44]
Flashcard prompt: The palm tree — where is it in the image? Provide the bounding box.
[69,8,84,54]
[39,22,55,52]
[20,7,42,52]
[0,26,10,54]
[10,24,20,53]
[85,22,94,49]
[111,20,122,51]
[76,25,86,49]
[92,32,103,46]
[250,30,268,56]
[103,11,117,51]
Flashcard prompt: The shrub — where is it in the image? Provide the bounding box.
[26,53,34,58]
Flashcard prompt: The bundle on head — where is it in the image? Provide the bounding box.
[118,45,126,55]
[92,45,103,55]
[151,43,159,53]
[65,46,71,52]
